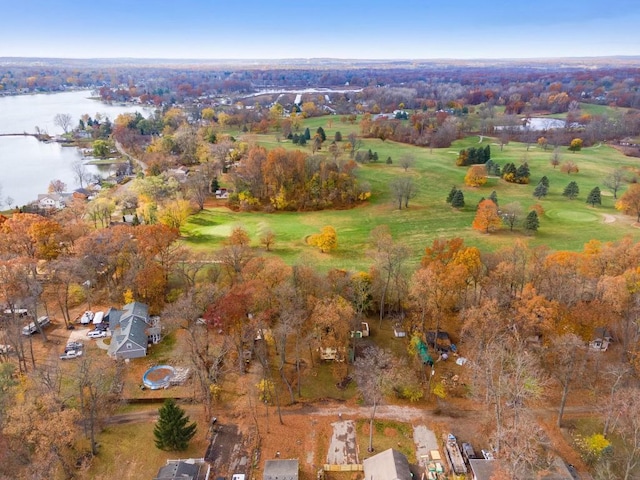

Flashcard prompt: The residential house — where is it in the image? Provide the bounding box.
[363,448,412,480]
[36,192,72,210]
[153,459,206,480]
[468,459,496,480]
[107,302,161,360]
[590,327,613,351]
[263,459,299,480]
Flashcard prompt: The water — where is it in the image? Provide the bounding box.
[0,90,151,207]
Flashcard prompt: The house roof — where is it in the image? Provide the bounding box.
[469,459,496,480]
[154,460,200,480]
[263,459,299,480]
[363,448,412,480]
[106,302,151,357]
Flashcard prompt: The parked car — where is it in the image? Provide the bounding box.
[87,330,107,339]
[65,341,84,351]
[95,322,109,331]
[80,311,94,325]
[60,350,83,360]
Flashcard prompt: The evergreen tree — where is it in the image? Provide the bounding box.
[368,149,374,161]
[524,210,540,233]
[563,181,580,200]
[539,175,550,187]
[446,186,457,203]
[533,183,548,200]
[292,133,300,144]
[210,177,220,193]
[484,145,491,162]
[386,156,393,164]
[334,131,342,142]
[153,399,197,451]
[451,189,465,208]
[316,126,326,142]
[372,152,379,162]
[299,135,307,146]
[586,186,602,207]
[304,127,311,140]
[515,162,530,183]
[489,190,499,206]
[502,163,517,182]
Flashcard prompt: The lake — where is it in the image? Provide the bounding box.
[0,90,152,207]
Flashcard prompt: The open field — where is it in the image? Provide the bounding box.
[183,132,640,271]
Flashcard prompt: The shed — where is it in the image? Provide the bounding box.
[363,448,411,480]
[263,459,299,480]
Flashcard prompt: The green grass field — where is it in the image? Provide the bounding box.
[182,131,640,272]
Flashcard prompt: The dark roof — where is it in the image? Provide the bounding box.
[363,449,411,480]
[154,460,200,480]
[263,459,299,480]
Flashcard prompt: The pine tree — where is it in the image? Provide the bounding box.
[386,156,393,164]
[210,177,220,193]
[451,189,465,208]
[533,183,548,200]
[489,190,499,206]
[316,126,326,142]
[446,186,458,203]
[586,186,602,207]
[524,210,540,233]
[563,181,580,200]
[516,162,530,184]
[539,175,550,187]
[484,145,491,162]
[334,131,342,142]
[153,399,197,451]
[372,152,379,162]
[304,127,311,140]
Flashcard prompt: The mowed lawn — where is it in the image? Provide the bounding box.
[182,132,640,271]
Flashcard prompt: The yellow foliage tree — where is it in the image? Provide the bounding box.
[123,288,135,304]
[308,225,337,253]
[616,183,640,222]
[464,165,488,187]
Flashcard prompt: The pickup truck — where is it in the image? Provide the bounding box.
[60,350,83,360]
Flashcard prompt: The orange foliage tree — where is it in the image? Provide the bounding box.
[472,199,501,233]
[464,165,488,187]
[616,183,640,221]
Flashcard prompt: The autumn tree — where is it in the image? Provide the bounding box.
[47,179,67,193]
[586,186,602,207]
[562,181,580,200]
[616,184,640,221]
[216,226,254,283]
[473,199,501,233]
[398,155,415,171]
[561,160,579,174]
[259,229,276,251]
[465,165,488,187]
[153,399,197,451]
[390,176,417,209]
[550,148,561,169]
[568,138,583,152]
[307,225,337,253]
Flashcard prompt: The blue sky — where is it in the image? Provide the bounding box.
[2,0,639,59]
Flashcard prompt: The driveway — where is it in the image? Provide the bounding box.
[67,327,110,350]
[327,420,359,465]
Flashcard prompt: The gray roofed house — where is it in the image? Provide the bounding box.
[153,460,200,480]
[469,459,496,480]
[263,459,299,480]
[107,302,159,360]
[363,448,412,480]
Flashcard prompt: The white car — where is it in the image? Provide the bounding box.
[87,329,107,339]
[60,350,83,360]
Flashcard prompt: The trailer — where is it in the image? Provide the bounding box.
[444,433,467,475]
[92,310,104,325]
[21,316,50,335]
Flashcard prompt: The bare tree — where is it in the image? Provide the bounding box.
[398,155,415,172]
[611,387,640,480]
[501,202,524,231]
[354,346,398,452]
[389,176,417,210]
[545,333,587,427]
[53,113,73,134]
[71,159,90,188]
[603,168,625,199]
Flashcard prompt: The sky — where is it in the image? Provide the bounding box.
[1,0,639,60]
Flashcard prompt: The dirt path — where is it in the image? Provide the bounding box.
[602,213,616,224]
